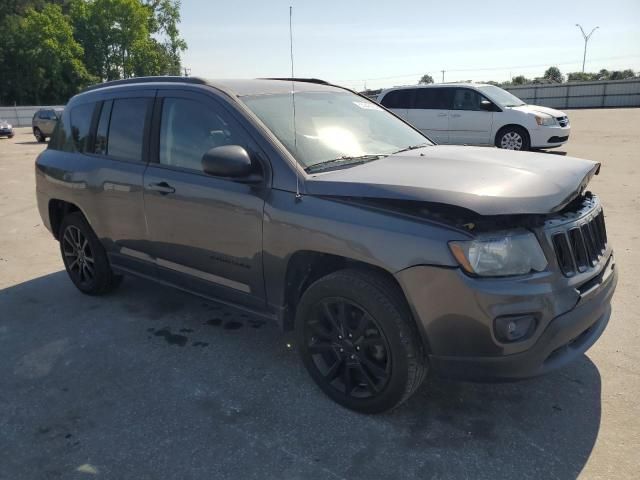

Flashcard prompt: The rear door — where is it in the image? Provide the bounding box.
[448,88,494,145]
[61,91,153,273]
[71,90,155,268]
[142,89,268,307]
[405,87,451,144]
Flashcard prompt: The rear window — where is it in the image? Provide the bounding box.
[105,99,149,162]
[68,103,95,152]
[380,89,413,109]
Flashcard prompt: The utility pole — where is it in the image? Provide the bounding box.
[441,70,445,83]
[576,24,599,73]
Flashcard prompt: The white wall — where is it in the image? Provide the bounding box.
[504,79,640,109]
[0,106,65,127]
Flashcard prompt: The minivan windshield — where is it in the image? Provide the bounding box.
[476,85,526,107]
[241,91,431,171]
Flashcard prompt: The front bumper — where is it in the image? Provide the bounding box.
[529,124,571,148]
[396,252,616,381]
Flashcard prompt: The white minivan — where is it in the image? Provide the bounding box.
[377,84,570,151]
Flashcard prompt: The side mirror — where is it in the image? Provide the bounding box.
[201,145,252,178]
[479,100,495,111]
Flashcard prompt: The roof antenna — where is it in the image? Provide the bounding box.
[289,5,302,201]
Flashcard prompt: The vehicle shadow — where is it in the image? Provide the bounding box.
[14,140,45,145]
[539,149,568,156]
[0,271,600,480]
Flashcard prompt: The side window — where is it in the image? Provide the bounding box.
[452,89,484,111]
[159,97,253,173]
[107,98,149,161]
[414,88,451,109]
[94,100,112,155]
[380,89,413,109]
[69,103,95,153]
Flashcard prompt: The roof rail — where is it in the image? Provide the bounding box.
[263,77,331,85]
[81,76,207,93]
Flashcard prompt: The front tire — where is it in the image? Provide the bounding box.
[296,269,427,413]
[58,212,122,295]
[496,126,530,151]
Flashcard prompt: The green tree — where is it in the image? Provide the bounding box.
[70,0,186,81]
[418,74,434,84]
[511,75,531,85]
[144,0,187,75]
[567,72,596,82]
[542,66,564,83]
[609,69,636,80]
[0,4,93,105]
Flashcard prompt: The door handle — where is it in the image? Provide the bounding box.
[451,113,462,118]
[437,113,448,117]
[147,181,175,195]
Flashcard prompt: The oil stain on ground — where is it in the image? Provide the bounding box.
[152,328,188,346]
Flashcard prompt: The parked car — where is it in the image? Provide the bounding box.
[377,84,570,151]
[0,119,14,138]
[32,108,63,142]
[35,77,616,413]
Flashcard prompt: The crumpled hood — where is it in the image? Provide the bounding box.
[305,146,599,215]
[509,104,567,117]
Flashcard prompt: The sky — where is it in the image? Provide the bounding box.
[179,0,640,90]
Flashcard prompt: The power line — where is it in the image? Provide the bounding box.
[335,54,640,83]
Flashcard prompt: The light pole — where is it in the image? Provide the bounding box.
[576,24,599,73]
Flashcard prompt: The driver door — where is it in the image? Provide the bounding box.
[142,89,268,306]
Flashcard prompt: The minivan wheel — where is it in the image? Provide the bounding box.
[296,269,426,413]
[496,126,530,151]
[59,212,122,295]
[34,127,45,143]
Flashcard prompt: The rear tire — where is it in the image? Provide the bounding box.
[58,212,122,295]
[495,126,530,151]
[296,269,427,413]
[34,127,45,143]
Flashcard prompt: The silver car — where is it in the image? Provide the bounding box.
[0,119,14,138]
[32,108,63,142]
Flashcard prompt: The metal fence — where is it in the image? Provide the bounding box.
[503,78,640,109]
[0,105,64,127]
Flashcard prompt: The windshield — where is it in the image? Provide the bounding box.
[241,91,431,170]
[477,85,526,107]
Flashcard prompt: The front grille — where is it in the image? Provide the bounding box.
[551,209,608,276]
[556,116,569,127]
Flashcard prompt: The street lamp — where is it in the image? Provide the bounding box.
[576,24,599,73]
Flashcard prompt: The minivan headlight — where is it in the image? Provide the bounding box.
[535,114,556,126]
[449,231,547,277]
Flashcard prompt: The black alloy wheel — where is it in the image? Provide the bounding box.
[305,297,391,398]
[59,212,122,295]
[296,269,427,413]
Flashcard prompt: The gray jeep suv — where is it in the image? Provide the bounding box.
[35,77,617,413]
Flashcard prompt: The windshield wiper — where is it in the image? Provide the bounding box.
[305,154,387,173]
[392,143,430,154]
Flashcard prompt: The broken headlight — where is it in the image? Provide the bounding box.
[449,230,547,277]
